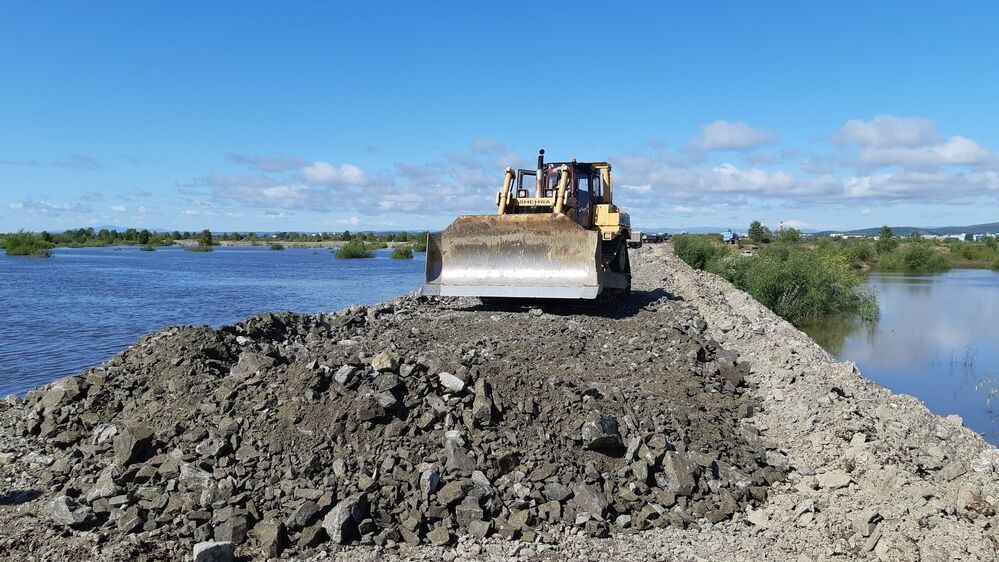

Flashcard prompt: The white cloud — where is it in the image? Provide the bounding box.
[302,162,367,185]
[836,115,938,147]
[686,120,778,152]
[110,205,126,212]
[9,200,92,214]
[858,136,989,167]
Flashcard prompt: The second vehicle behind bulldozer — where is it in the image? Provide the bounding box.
[422,150,633,300]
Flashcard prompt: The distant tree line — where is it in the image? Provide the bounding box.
[1,228,431,249]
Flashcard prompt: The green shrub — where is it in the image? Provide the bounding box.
[391,246,414,259]
[673,235,728,270]
[335,239,374,259]
[197,229,214,247]
[737,247,878,324]
[679,239,879,325]
[992,257,999,270]
[366,241,388,250]
[1,232,54,257]
[139,244,155,252]
[270,243,285,251]
[877,244,949,273]
[705,254,750,287]
[838,240,873,268]
[186,243,213,252]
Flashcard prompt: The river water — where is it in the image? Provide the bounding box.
[801,269,999,444]
[0,246,425,397]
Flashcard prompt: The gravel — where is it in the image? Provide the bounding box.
[0,243,996,561]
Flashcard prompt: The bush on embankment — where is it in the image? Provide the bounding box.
[1,232,54,257]
[673,234,728,270]
[335,239,374,259]
[673,235,878,325]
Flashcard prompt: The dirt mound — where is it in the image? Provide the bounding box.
[1,284,785,559]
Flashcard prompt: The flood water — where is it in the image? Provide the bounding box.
[0,245,425,397]
[801,269,999,444]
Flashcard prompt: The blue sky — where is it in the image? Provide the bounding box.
[2,2,998,232]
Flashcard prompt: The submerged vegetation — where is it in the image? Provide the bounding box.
[335,239,374,259]
[1,231,55,257]
[390,246,414,259]
[269,243,285,251]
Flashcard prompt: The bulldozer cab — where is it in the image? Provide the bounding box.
[510,162,606,228]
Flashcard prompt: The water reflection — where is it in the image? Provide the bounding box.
[799,314,879,357]
[801,269,999,445]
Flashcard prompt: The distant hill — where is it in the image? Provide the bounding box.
[814,221,999,237]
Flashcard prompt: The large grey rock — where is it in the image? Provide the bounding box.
[113,424,155,466]
[230,352,276,378]
[660,452,698,495]
[571,484,608,518]
[471,378,494,425]
[334,365,358,385]
[85,465,123,502]
[543,482,573,502]
[116,506,144,533]
[256,520,288,558]
[426,525,452,546]
[214,515,249,544]
[195,436,229,458]
[444,435,476,471]
[455,501,484,527]
[287,500,320,529]
[420,467,441,499]
[436,480,470,506]
[40,378,84,413]
[438,372,467,393]
[51,495,91,527]
[193,541,236,562]
[322,493,368,544]
[581,413,624,455]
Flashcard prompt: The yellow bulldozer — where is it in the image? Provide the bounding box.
[422,150,633,300]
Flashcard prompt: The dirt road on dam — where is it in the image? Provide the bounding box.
[1,244,996,561]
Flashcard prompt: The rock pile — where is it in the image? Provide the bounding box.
[2,288,786,559]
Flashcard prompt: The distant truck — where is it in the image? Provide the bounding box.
[722,231,739,244]
[628,230,643,248]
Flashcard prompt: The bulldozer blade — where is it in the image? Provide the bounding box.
[422,214,603,299]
